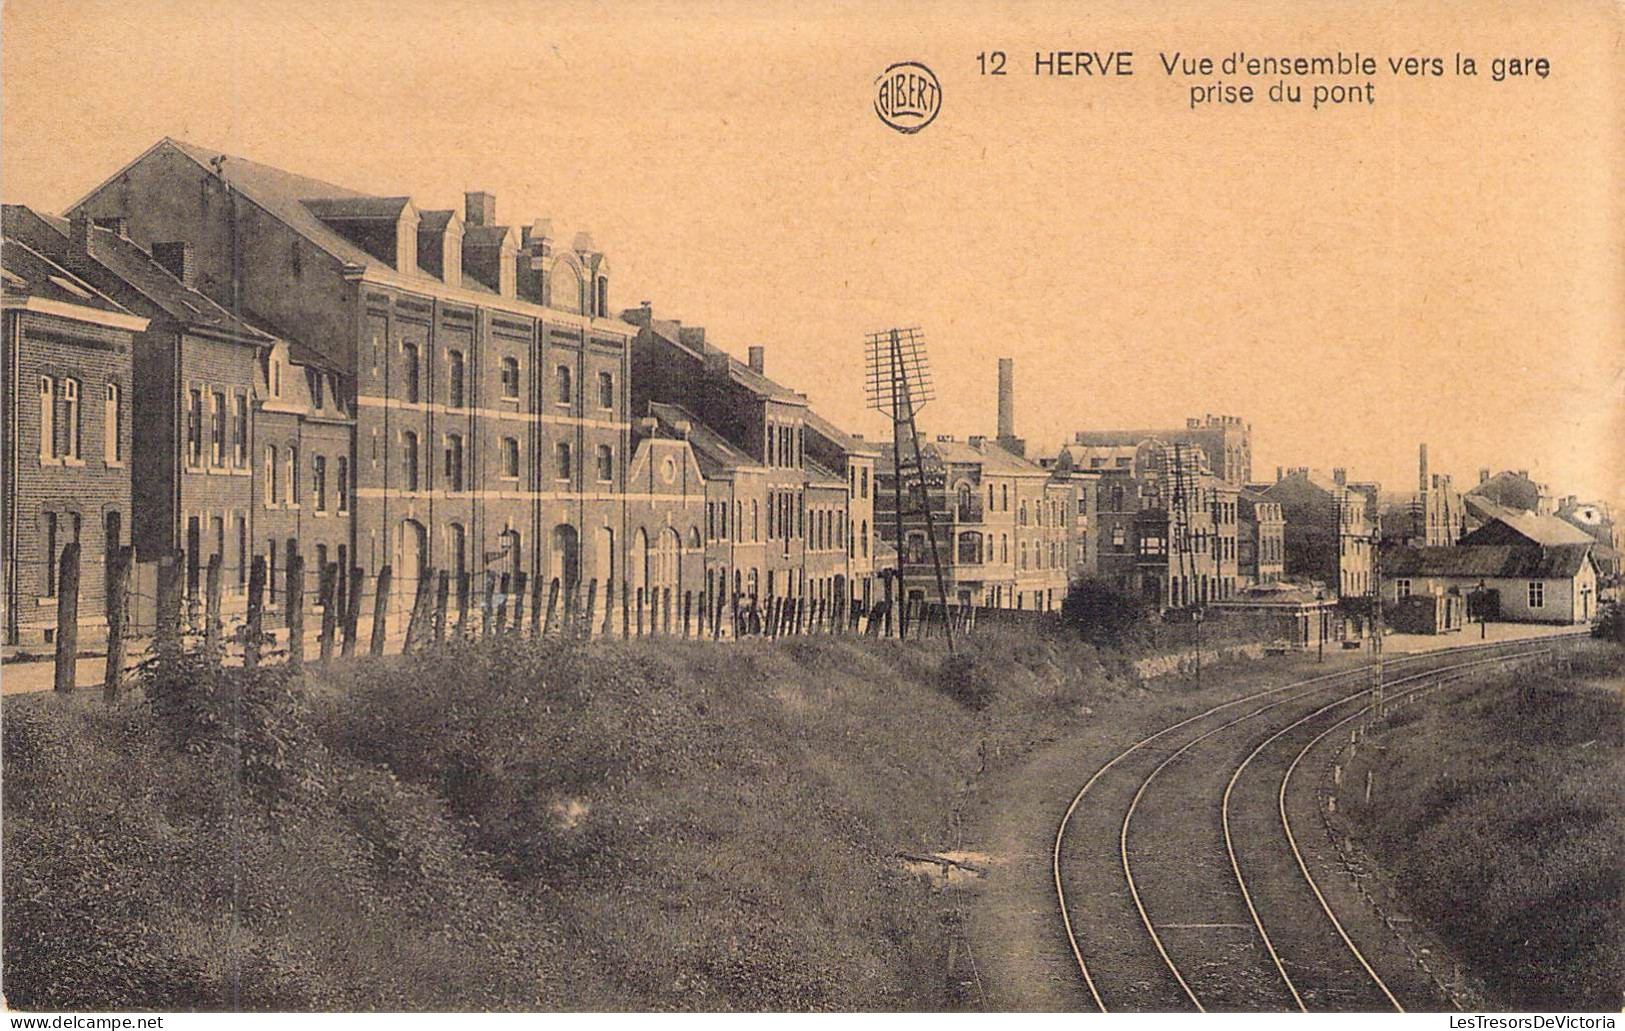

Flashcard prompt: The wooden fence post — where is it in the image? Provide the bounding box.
[103,545,132,702]
[480,573,495,638]
[495,572,511,634]
[155,551,183,656]
[682,591,693,639]
[52,543,82,693]
[621,580,631,639]
[544,577,561,635]
[245,556,266,672]
[319,563,339,666]
[600,579,615,637]
[511,571,528,636]
[457,571,471,638]
[342,566,363,656]
[531,573,546,636]
[433,571,450,644]
[662,587,672,636]
[369,564,393,657]
[583,579,599,639]
[286,552,306,670]
[203,553,223,655]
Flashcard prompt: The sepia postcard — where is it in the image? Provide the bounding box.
[1,0,1621,1021]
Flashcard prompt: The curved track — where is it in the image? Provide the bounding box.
[1052,637,1571,1012]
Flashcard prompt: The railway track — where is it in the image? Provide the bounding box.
[1052,634,1581,1012]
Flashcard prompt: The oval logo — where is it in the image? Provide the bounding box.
[874,61,941,134]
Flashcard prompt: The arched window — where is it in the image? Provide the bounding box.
[444,433,464,491]
[906,531,927,564]
[555,441,572,480]
[551,259,582,313]
[447,350,466,407]
[61,379,82,460]
[1001,534,1009,563]
[448,523,467,583]
[500,356,520,399]
[1019,499,1028,526]
[554,364,572,406]
[1020,539,1029,569]
[861,521,869,558]
[596,444,614,482]
[502,437,520,479]
[598,371,614,410]
[104,382,122,464]
[1001,484,1009,511]
[958,531,982,564]
[957,483,973,520]
[265,444,278,505]
[401,433,418,491]
[400,343,419,403]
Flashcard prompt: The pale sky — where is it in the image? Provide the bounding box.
[5,0,1621,506]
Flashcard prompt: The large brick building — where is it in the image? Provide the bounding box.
[71,138,654,612]
[1261,467,1378,600]
[1072,413,1253,486]
[2,222,147,645]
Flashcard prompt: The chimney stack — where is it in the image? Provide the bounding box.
[1418,442,1429,495]
[1480,468,1491,484]
[464,191,495,227]
[748,346,764,374]
[1333,467,1347,487]
[151,242,195,287]
[997,358,1015,440]
[1276,466,1284,482]
[69,212,95,255]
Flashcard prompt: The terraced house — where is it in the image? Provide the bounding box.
[69,138,687,612]
[1,224,146,646]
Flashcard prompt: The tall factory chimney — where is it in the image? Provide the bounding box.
[1418,442,1429,495]
[995,358,1025,457]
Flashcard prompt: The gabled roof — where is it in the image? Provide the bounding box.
[0,236,131,316]
[4,204,270,343]
[1384,543,1595,580]
[803,408,880,457]
[882,437,1051,478]
[645,317,806,403]
[302,196,415,220]
[804,458,847,488]
[1460,499,1596,548]
[647,401,760,478]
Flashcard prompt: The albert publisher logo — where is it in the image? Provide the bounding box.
[874,61,941,134]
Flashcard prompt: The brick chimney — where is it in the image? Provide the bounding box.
[997,358,1015,440]
[748,346,765,374]
[621,301,652,328]
[464,191,495,227]
[1333,467,1347,487]
[678,326,707,350]
[1418,442,1429,495]
[1480,467,1491,484]
[151,242,195,287]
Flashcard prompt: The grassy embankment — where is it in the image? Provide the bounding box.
[4,625,1180,1011]
[1337,640,1623,1011]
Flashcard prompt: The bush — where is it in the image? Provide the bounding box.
[1060,577,1154,649]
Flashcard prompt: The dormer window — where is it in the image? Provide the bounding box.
[309,370,324,409]
[271,359,282,398]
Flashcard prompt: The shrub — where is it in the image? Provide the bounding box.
[1060,577,1154,649]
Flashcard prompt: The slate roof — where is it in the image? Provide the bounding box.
[881,438,1051,478]
[1383,544,1595,580]
[0,236,131,316]
[646,318,806,403]
[804,407,880,456]
[647,402,759,478]
[3,205,270,342]
[1459,499,1597,547]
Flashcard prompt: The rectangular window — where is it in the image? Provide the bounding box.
[336,457,350,512]
[211,391,227,465]
[265,445,278,506]
[444,435,464,492]
[598,371,614,410]
[596,444,613,482]
[402,433,419,492]
[1528,581,1544,608]
[401,342,420,403]
[104,382,122,465]
[448,351,466,408]
[314,455,328,511]
[287,445,300,505]
[232,392,249,466]
[187,387,203,466]
[504,438,521,479]
[1396,578,1411,599]
[237,517,248,588]
[43,512,58,597]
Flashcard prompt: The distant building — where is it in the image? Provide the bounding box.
[1237,488,1284,585]
[1,224,147,646]
[1381,444,1465,548]
[1072,413,1252,485]
[1261,467,1377,601]
[1467,467,1555,516]
[1555,495,1619,581]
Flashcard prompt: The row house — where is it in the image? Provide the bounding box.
[1,229,147,646]
[1055,438,1240,608]
[70,138,653,609]
[626,307,868,617]
[875,434,1070,612]
[804,410,880,613]
[3,206,323,621]
[1259,467,1378,600]
[1237,488,1285,585]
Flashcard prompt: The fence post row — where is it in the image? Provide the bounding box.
[103,545,132,702]
[245,555,266,671]
[369,564,393,657]
[51,543,82,694]
[286,552,306,669]
[320,563,340,665]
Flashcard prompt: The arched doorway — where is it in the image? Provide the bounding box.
[631,528,649,599]
[397,519,427,606]
[551,524,580,592]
